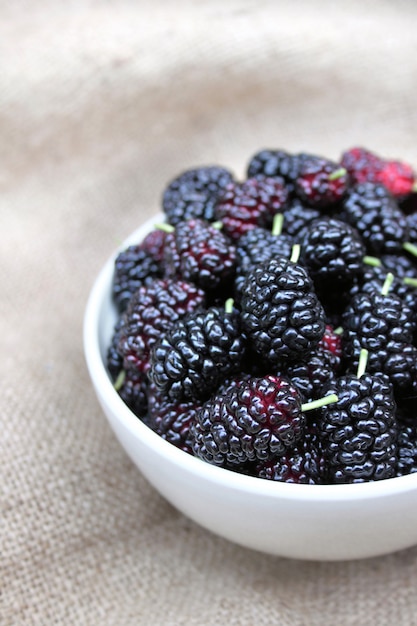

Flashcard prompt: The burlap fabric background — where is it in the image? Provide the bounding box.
[2,1,417,624]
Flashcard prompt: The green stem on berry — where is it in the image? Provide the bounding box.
[301,393,339,413]
[356,348,369,379]
[225,298,234,314]
[211,221,223,230]
[381,272,394,296]
[333,326,344,335]
[412,181,417,193]
[403,242,417,258]
[363,255,382,268]
[114,370,126,392]
[403,277,417,288]
[155,223,175,233]
[328,167,347,181]
[272,213,284,236]
[290,244,301,264]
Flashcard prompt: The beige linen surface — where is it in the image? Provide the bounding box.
[2,1,417,624]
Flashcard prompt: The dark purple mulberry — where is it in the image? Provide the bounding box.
[341,182,409,255]
[162,166,234,225]
[214,177,289,241]
[147,385,200,454]
[295,155,349,208]
[163,219,236,292]
[118,279,205,374]
[240,258,326,365]
[148,306,246,402]
[253,430,325,484]
[318,373,398,483]
[190,375,305,466]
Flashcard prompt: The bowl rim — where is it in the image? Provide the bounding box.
[83,213,417,503]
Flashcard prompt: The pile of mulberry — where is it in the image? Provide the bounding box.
[106,144,417,485]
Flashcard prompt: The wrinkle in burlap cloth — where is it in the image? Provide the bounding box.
[2,1,417,624]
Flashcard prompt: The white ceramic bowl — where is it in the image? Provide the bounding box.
[84,213,417,561]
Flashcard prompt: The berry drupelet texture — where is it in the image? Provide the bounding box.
[107,316,125,380]
[214,177,289,241]
[116,370,149,420]
[318,325,343,370]
[234,226,294,299]
[295,155,349,208]
[275,346,338,403]
[163,219,237,292]
[319,373,398,483]
[300,217,365,289]
[240,257,326,366]
[397,424,417,476]
[162,166,234,225]
[118,279,206,375]
[380,253,417,279]
[349,265,416,307]
[342,289,417,396]
[253,430,325,484]
[341,147,383,185]
[280,199,321,239]
[246,149,304,191]
[147,385,200,454]
[139,228,168,262]
[148,306,246,402]
[112,243,163,313]
[190,375,305,467]
[341,182,409,255]
[235,226,294,276]
[107,145,417,484]
[341,146,416,198]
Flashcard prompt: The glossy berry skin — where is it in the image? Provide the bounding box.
[190,375,305,466]
[246,149,303,191]
[147,386,200,454]
[300,218,365,288]
[240,258,326,366]
[319,373,398,483]
[341,147,383,185]
[397,424,417,476]
[281,199,320,239]
[235,227,294,275]
[163,219,236,291]
[117,370,149,420]
[276,346,338,403]
[342,291,416,393]
[107,316,125,380]
[139,228,168,263]
[214,177,289,241]
[295,155,349,208]
[349,265,417,308]
[341,146,415,198]
[148,307,246,402]
[253,431,325,484]
[112,244,163,313]
[342,182,408,255]
[318,325,342,370]
[118,279,206,374]
[342,291,415,350]
[348,266,417,336]
[234,226,294,299]
[380,253,417,279]
[162,166,234,225]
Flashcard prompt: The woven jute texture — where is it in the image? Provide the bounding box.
[2,1,417,624]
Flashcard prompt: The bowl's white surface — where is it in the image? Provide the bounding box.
[84,213,417,561]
